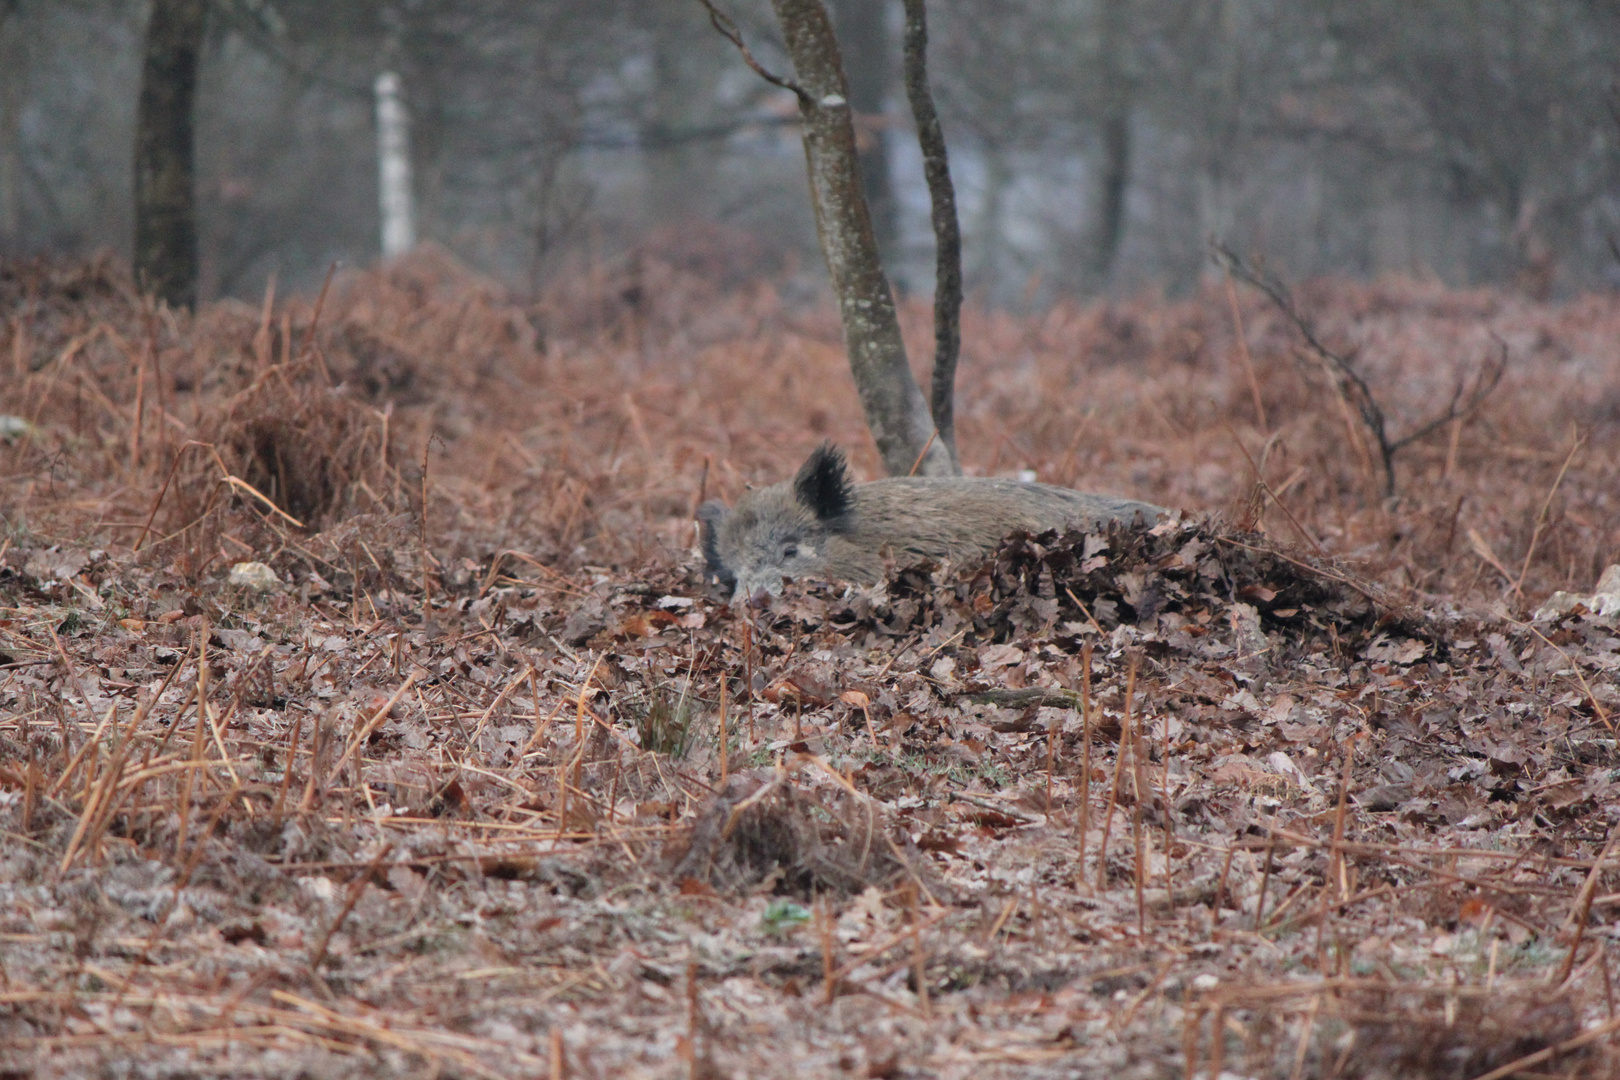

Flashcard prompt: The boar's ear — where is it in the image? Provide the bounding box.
[793,442,854,526]
[695,502,735,586]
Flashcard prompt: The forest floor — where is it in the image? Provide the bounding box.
[2,246,1619,1079]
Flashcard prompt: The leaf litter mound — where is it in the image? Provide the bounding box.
[660,516,1414,906]
[2,249,1620,1078]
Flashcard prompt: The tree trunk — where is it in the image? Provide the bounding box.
[1086,0,1132,291]
[375,72,416,257]
[0,0,22,248]
[134,0,207,309]
[645,9,723,227]
[771,0,955,477]
[1088,111,1130,288]
[971,142,1007,289]
[830,0,900,277]
[902,0,961,462]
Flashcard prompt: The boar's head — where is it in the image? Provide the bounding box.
[697,442,854,600]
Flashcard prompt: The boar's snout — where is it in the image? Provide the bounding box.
[696,501,737,593]
[695,453,847,602]
[697,500,795,600]
[736,572,786,603]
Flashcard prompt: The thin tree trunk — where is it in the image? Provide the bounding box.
[972,143,1007,289]
[375,72,416,257]
[134,0,207,309]
[646,10,720,227]
[1087,0,1132,290]
[831,0,900,275]
[1089,110,1130,287]
[0,0,22,247]
[902,0,961,463]
[771,0,954,477]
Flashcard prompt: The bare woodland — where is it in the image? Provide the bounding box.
[3,2,1620,1078]
[3,1,1619,301]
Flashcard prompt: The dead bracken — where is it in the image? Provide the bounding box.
[1,251,1619,1077]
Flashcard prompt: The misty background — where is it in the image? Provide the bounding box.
[4,0,1619,306]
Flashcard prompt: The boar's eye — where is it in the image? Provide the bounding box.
[781,542,800,560]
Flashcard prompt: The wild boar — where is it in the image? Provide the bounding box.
[698,443,1163,599]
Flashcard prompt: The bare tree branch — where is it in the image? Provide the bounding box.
[696,0,810,104]
[902,0,962,468]
[1214,241,1507,498]
[1213,241,1391,487]
[1387,337,1506,454]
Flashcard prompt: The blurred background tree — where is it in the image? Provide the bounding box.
[2,0,1617,304]
[133,0,206,307]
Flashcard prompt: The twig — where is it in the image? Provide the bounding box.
[1160,691,1174,912]
[1387,335,1507,455]
[217,471,305,529]
[1078,643,1093,892]
[468,664,532,743]
[1212,535,1385,608]
[1554,828,1620,987]
[1287,995,1322,1080]
[1512,427,1583,599]
[175,621,211,860]
[297,261,338,385]
[819,898,837,1004]
[1466,528,1513,588]
[950,791,1035,824]
[829,908,951,985]
[1221,422,1325,554]
[1213,244,1389,487]
[1222,269,1268,431]
[1097,661,1127,893]
[960,686,1081,709]
[134,440,207,551]
[296,708,326,815]
[1125,655,1145,934]
[717,670,731,781]
[909,884,930,1017]
[1512,616,1612,732]
[308,842,396,973]
[329,671,419,778]
[1255,833,1276,931]
[60,657,192,870]
[272,714,303,821]
[1464,1013,1620,1080]
[46,701,118,799]
[906,428,939,478]
[1314,738,1356,962]
[55,705,122,873]
[695,0,810,103]
[1063,586,1107,637]
[1213,242,1507,497]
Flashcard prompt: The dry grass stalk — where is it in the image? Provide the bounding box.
[1077,641,1093,891]
[1098,655,1130,894]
